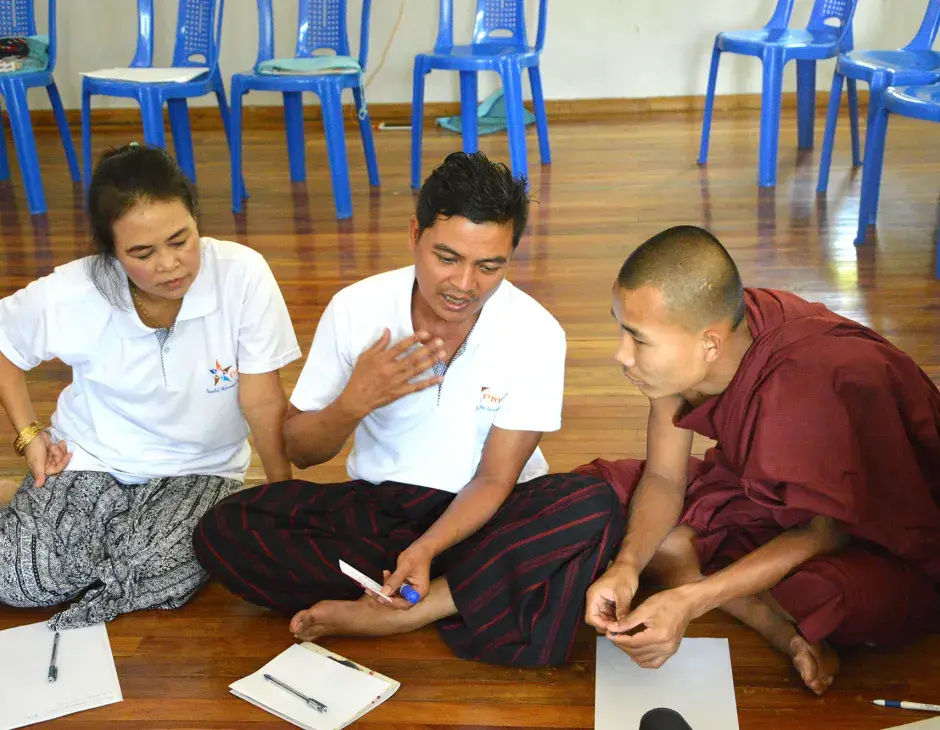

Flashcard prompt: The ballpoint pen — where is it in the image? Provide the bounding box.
[47,631,60,683]
[264,673,328,713]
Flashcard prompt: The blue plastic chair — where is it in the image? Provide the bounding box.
[698,0,859,188]
[818,0,940,193]
[0,0,79,215]
[411,0,550,189]
[80,0,237,191]
[229,0,378,220]
[855,82,940,277]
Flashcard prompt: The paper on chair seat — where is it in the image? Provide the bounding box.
[0,621,122,729]
[595,636,740,730]
[81,67,209,83]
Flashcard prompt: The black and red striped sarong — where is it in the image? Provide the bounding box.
[192,472,623,666]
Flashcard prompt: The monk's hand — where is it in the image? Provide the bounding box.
[380,542,433,610]
[24,432,71,489]
[585,561,640,633]
[607,586,697,669]
[341,329,446,417]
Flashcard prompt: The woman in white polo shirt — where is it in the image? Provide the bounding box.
[0,144,301,630]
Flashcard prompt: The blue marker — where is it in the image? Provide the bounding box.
[399,584,420,604]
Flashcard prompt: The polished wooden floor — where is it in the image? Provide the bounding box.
[0,108,939,729]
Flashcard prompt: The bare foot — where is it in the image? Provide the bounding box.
[788,634,840,696]
[290,594,430,642]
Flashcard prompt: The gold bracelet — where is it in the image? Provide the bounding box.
[13,421,44,456]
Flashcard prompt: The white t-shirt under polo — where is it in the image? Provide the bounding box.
[0,237,301,482]
[290,265,567,493]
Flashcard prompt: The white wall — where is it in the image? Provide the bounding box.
[23,0,918,111]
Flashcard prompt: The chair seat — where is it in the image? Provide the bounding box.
[419,43,539,71]
[884,84,940,123]
[838,49,940,82]
[717,28,842,57]
[82,66,209,84]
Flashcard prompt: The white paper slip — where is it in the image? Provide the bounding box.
[339,559,392,602]
[595,637,740,730]
[81,67,209,84]
[230,643,399,730]
[0,621,122,730]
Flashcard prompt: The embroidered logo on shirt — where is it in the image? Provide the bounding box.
[207,361,238,393]
[477,387,504,412]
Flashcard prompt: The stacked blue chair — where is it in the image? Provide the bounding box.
[855,83,940,278]
[817,0,940,193]
[411,0,550,189]
[698,0,859,188]
[229,0,378,220]
[0,0,79,215]
[80,0,236,189]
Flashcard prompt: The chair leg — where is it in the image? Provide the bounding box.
[5,78,46,214]
[796,60,816,150]
[698,41,721,165]
[855,102,890,245]
[460,71,478,154]
[230,81,246,213]
[352,85,380,187]
[816,70,844,194]
[528,65,551,165]
[321,84,352,220]
[81,85,93,194]
[168,98,196,183]
[758,50,785,188]
[0,110,10,182]
[500,62,529,184]
[140,91,167,149]
[411,60,427,190]
[283,91,306,183]
[846,77,861,167]
[213,72,247,197]
[46,81,80,183]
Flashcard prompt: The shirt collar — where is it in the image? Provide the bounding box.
[111,239,218,339]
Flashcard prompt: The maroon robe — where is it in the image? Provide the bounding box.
[578,288,940,646]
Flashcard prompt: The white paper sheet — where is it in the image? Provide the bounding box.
[230,644,397,730]
[0,622,122,730]
[595,637,740,730]
[81,67,208,83]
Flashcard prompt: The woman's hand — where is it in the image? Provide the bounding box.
[24,431,71,488]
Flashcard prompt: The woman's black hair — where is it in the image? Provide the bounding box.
[84,144,199,308]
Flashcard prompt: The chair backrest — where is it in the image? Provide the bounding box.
[0,0,35,36]
[905,0,940,50]
[129,0,224,70]
[253,0,372,70]
[434,0,548,53]
[806,0,857,35]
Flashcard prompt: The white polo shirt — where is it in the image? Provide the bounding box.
[0,238,301,483]
[290,265,566,493]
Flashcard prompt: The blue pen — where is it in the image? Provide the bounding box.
[399,583,420,604]
[873,699,940,713]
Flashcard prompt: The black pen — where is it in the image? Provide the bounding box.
[264,673,328,713]
[48,631,59,683]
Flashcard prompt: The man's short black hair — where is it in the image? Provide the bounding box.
[416,151,529,248]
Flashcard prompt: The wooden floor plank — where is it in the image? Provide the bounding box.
[0,109,938,728]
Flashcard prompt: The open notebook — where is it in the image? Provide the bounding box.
[230,642,399,730]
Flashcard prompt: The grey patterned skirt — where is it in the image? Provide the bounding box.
[0,471,241,630]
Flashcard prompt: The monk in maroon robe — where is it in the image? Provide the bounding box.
[581,225,940,695]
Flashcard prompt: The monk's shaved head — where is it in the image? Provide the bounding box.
[617,225,745,332]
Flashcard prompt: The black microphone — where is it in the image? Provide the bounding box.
[638,708,694,730]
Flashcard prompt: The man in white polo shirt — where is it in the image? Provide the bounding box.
[195,152,625,667]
